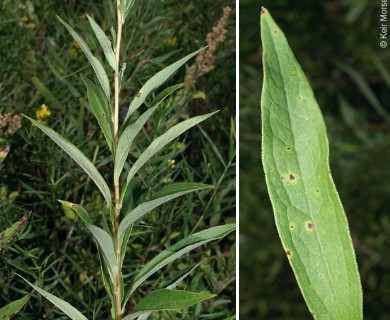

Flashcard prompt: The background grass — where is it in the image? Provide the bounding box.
[239,0,390,319]
[0,0,235,319]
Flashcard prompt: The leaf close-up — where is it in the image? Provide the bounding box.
[260,7,363,319]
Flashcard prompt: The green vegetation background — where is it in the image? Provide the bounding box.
[240,0,390,319]
[0,0,235,319]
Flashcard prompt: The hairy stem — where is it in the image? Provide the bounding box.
[114,0,123,319]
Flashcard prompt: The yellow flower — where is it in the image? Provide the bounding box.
[165,37,177,46]
[167,159,176,169]
[35,104,51,125]
[162,177,173,184]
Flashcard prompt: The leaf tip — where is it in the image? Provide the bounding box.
[261,6,268,15]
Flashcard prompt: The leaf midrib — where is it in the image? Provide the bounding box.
[265,22,344,318]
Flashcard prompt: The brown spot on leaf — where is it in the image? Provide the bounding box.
[0,232,4,240]
[136,92,141,98]
[71,204,77,210]
[305,220,315,232]
[289,174,295,181]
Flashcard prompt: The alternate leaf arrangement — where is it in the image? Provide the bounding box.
[260,7,362,319]
[14,1,235,319]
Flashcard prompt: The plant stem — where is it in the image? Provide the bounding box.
[114,1,123,319]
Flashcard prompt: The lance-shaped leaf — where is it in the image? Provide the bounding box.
[18,275,88,320]
[24,116,111,205]
[0,294,31,318]
[87,15,117,72]
[129,224,235,295]
[0,215,27,250]
[120,0,136,22]
[260,8,362,319]
[0,143,10,164]
[86,225,117,285]
[115,106,157,182]
[118,183,213,244]
[57,16,110,99]
[135,289,215,312]
[58,200,93,225]
[123,290,215,320]
[121,111,217,202]
[82,75,114,153]
[99,251,117,319]
[123,48,204,125]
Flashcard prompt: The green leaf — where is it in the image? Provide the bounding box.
[134,289,215,312]
[166,260,204,290]
[129,224,235,294]
[81,75,114,153]
[260,8,362,319]
[86,225,117,285]
[58,200,93,225]
[123,255,205,312]
[24,115,111,205]
[0,143,10,164]
[122,111,217,201]
[118,183,212,245]
[18,275,88,320]
[57,16,110,99]
[0,215,27,250]
[0,294,31,318]
[151,182,212,200]
[123,0,136,21]
[98,251,117,319]
[114,106,157,182]
[199,126,226,167]
[87,15,117,72]
[123,48,204,124]
[122,312,151,320]
[149,83,183,107]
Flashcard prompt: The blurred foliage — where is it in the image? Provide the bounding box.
[240,0,390,319]
[0,0,235,318]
